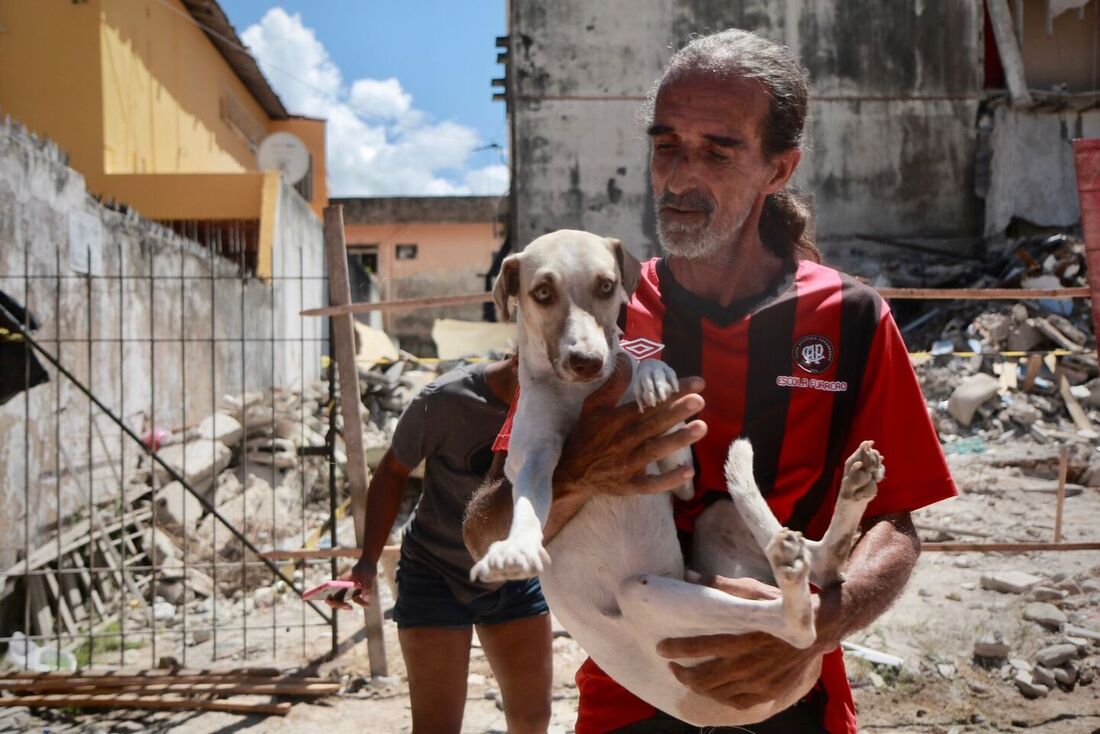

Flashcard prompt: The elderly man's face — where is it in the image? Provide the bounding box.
[649,72,776,260]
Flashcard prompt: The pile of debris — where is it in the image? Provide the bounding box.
[900,236,1096,471]
[972,569,1100,700]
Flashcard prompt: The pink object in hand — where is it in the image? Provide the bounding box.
[303,579,360,602]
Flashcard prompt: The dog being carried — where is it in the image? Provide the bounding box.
[469,229,885,727]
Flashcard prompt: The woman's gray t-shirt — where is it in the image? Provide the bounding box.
[389,362,511,603]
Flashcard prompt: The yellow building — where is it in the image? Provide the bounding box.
[0,0,326,276]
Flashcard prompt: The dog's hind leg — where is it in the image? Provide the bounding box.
[805,441,883,588]
[616,558,816,649]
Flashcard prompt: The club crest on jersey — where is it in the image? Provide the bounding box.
[792,334,834,374]
[620,337,665,360]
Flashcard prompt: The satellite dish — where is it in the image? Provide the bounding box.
[257,132,310,185]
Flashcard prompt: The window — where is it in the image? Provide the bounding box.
[395,243,418,260]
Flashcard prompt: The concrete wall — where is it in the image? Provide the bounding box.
[509,0,984,258]
[0,119,321,566]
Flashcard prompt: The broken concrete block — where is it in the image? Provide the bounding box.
[1015,670,1049,698]
[1054,664,1077,688]
[1007,322,1044,353]
[1005,399,1042,427]
[947,373,1001,427]
[1023,602,1068,630]
[1031,665,1056,688]
[973,634,1010,660]
[153,482,204,532]
[194,412,244,447]
[1035,643,1077,668]
[153,440,232,493]
[1063,624,1100,642]
[1030,586,1068,602]
[981,571,1044,594]
[244,437,297,469]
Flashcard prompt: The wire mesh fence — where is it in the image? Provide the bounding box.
[0,219,346,672]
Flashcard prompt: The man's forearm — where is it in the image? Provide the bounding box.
[814,512,921,648]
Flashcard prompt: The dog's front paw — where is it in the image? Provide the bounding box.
[840,440,884,502]
[633,359,679,410]
[469,535,551,583]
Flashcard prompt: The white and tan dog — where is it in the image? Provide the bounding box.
[469,229,884,726]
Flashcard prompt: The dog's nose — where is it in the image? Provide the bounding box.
[566,351,604,379]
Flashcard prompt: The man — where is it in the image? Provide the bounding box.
[330,358,552,734]
[464,29,955,734]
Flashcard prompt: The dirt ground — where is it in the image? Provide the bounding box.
[3,445,1099,734]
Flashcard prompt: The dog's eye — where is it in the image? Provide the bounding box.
[596,278,617,298]
[531,284,554,304]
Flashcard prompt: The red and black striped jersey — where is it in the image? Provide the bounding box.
[494,256,956,734]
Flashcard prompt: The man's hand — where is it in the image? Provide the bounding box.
[554,352,706,500]
[325,556,378,611]
[655,574,837,708]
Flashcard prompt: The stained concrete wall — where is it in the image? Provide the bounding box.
[0,119,322,565]
[509,0,984,258]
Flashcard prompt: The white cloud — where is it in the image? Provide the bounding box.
[241,8,507,197]
[348,78,411,120]
[464,164,510,194]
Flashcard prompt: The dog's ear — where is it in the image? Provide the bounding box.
[606,238,641,295]
[493,254,521,322]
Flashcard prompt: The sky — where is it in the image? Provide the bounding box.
[219,1,508,197]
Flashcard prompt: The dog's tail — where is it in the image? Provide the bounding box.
[724,439,782,542]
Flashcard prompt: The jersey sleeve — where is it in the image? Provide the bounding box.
[847,307,957,519]
[390,390,439,470]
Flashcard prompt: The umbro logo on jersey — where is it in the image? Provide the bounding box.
[792,334,834,375]
[621,337,665,360]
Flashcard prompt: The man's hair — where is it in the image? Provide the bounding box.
[642,29,820,263]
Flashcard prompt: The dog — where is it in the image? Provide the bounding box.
[468,229,884,726]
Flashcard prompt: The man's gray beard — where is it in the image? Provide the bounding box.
[656,204,751,261]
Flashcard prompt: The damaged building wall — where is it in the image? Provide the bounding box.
[508,0,983,257]
[0,119,322,567]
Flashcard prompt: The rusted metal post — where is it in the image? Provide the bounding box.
[1072,139,1100,365]
[1054,447,1069,544]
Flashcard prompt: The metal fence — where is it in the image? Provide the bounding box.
[0,222,346,673]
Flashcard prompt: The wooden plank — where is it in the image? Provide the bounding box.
[0,693,292,716]
[262,548,361,560]
[58,562,87,622]
[1059,374,1099,437]
[323,204,387,678]
[42,571,78,636]
[27,576,54,638]
[876,286,1087,300]
[986,0,1033,106]
[1054,447,1069,544]
[923,541,1100,552]
[0,667,285,681]
[1020,354,1043,392]
[304,286,1092,320]
[302,291,493,318]
[68,551,106,619]
[0,680,340,697]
